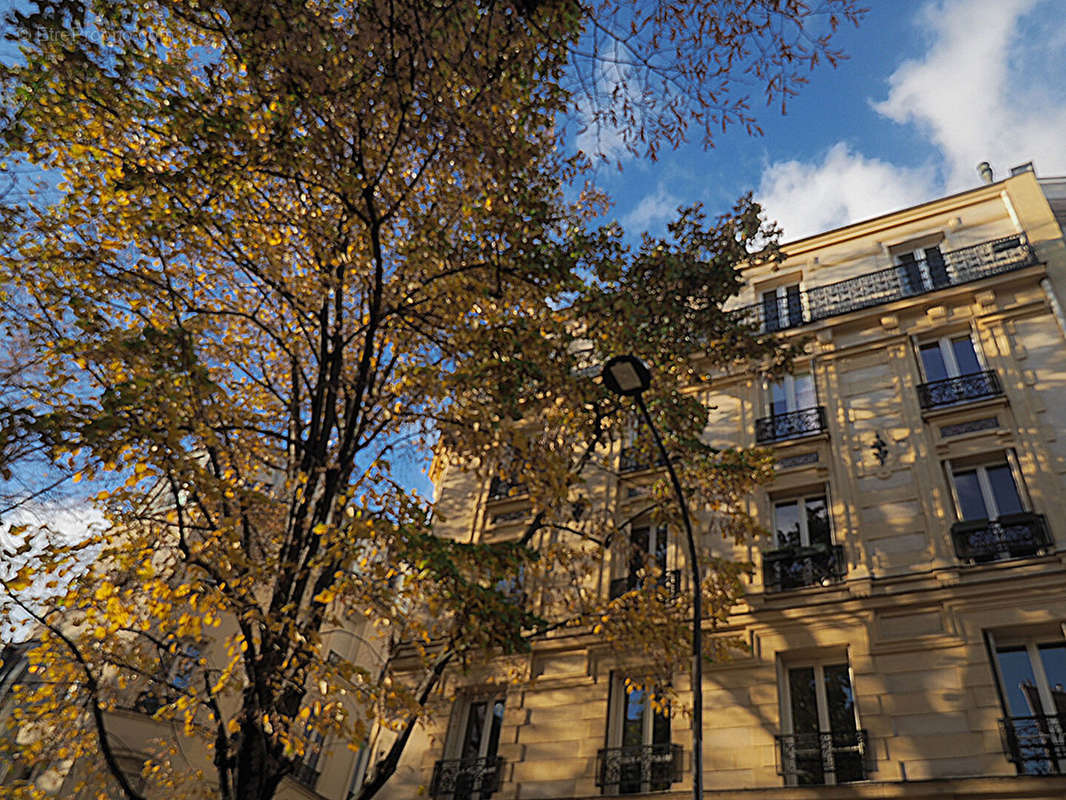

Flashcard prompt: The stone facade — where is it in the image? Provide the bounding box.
[379,166,1066,800]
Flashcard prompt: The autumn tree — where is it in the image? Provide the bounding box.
[0,1,861,799]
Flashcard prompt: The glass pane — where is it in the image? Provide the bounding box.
[822,664,856,733]
[462,701,486,759]
[997,647,1041,717]
[1038,644,1066,716]
[652,527,667,571]
[775,501,801,548]
[788,667,819,734]
[920,343,949,382]
[986,465,1023,517]
[953,470,988,521]
[763,290,781,332]
[805,497,830,547]
[794,373,815,410]
[652,703,670,744]
[484,700,504,759]
[771,380,788,417]
[622,687,645,747]
[951,336,982,376]
[630,527,649,580]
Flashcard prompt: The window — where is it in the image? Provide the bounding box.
[990,633,1066,775]
[918,333,983,382]
[893,242,949,294]
[773,494,830,549]
[432,694,506,799]
[598,676,680,794]
[778,660,868,785]
[611,526,677,599]
[950,458,1024,522]
[769,371,816,417]
[761,283,804,331]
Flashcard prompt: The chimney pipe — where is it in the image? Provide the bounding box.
[977,161,994,184]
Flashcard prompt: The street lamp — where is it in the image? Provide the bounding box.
[601,354,704,800]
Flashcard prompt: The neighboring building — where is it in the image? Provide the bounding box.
[380,164,1066,800]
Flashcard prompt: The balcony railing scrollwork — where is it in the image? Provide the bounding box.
[755,406,827,443]
[736,235,1036,332]
[776,729,872,785]
[917,370,1002,409]
[950,512,1052,563]
[595,743,683,793]
[1000,714,1066,775]
[762,544,845,593]
[608,569,681,601]
[429,756,505,799]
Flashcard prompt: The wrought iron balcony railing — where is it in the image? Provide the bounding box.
[776,729,872,786]
[763,544,845,593]
[608,569,681,600]
[736,235,1036,332]
[755,406,828,443]
[595,743,683,793]
[917,370,1002,409]
[1001,714,1066,775]
[429,756,505,799]
[487,476,526,502]
[950,512,1052,563]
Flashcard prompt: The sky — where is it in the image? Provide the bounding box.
[2,0,1066,526]
[590,0,1066,244]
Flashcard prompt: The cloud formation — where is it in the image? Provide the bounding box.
[756,0,1066,240]
[757,143,937,242]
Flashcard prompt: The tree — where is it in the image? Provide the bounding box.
[0,2,860,799]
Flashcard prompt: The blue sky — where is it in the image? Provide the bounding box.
[589,0,1066,243]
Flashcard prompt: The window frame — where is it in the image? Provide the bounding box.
[916,330,985,382]
[604,673,673,795]
[946,453,1028,522]
[767,370,816,417]
[771,490,832,549]
[761,282,804,331]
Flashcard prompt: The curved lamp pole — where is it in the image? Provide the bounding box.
[601,355,703,800]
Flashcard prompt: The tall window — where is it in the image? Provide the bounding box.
[991,634,1066,775]
[769,372,816,417]
[894,242,949,294]
[601,676,675,794]
[950,458,1024,522]
[918,333,983,382]
[629,525,667,582]
[773,494,830,549]
[434,695,506,800]
[761,283,804,331]
[779,661,867,785]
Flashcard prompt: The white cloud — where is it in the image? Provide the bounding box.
[754,0,1066,241]
[872,0,1066,190]
[756,143,937,241]
[622,182,682,234]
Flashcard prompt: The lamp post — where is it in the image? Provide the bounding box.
[601,354,703,800]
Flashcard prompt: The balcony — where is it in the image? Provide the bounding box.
[608,569,681,600]
[487,476,526,501]
[1001,714,1066,775]
[429,756,505,799]
[776,729,872,786]
[950,512,1052,563]
[917,370,1002,410]
[755,406,827,444]
[763,544,845,593]
[737,235,1036,332]
[595,743,683,794]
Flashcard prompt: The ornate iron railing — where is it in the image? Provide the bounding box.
[487,476,526,501]
[1000,714,1066,775]
[776,729,871,785]
[429,756,505,799]
[618,446,668,473]
[609,569,681,600]
[763,544,845,593]
[950,512,1052,563]
[736,235,1036,332]
[917,370,1002,409]
[755,406,827,443]
[595,743,683,792]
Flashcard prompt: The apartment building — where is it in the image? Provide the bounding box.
[379,164,1066,800]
